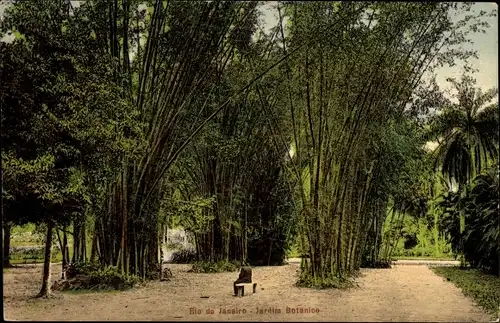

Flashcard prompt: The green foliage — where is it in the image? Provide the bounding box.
[1,0,142,229]
[436,166,499,274]
[189,260,240,273]
[59,262,141,291]
[431,267,500,317]
[296,271,355,289]
[8,223,65,263]
[8,246,44,260]
[246,169,297,266]
[88,267,140,290]
[10,224,42,246]
[165,242,183,250]
[461,167,499,274]
[360,259,392,269]
[384,211,453,259]
[427,74,498,187]
[170,249,197,264]
[175,197,217,235]
[65,262,99,278]
[436,191,463,255]
[171,22,298,265]
[287,240,301,258]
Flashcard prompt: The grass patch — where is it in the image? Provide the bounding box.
[9,248,63,265]
[9,222,93,265]
[431,266,500,317]
[394,256,455,261]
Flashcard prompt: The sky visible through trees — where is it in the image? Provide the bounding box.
[258,2,499,92]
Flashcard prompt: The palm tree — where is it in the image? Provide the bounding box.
[428,74,498,187]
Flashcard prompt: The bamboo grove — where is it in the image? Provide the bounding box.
[89,0,265,277]
[279,2,474,283]
[1,0,497,295]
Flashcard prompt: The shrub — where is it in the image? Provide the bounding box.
[53,262,141,291]
[88,266,140,290]
[170,248,197,264]
[462,175,499,274]
[360,259,392,269]
[144,263,174,281]
[296,272,355,289]
[438,168,499,274]
[65,262,101,279]
[189,260,240,273]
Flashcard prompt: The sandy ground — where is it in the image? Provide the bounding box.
[3,262,492,322]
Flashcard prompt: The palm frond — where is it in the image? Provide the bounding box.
[472,87,498,117]
[426,108,467,142]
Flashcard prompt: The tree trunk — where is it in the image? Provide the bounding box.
[72,222,79,263]
[3,222,12,267]
[56,229,67,279]
[162,223,166,245]
[37,220,54,298]
[81,222,87,262]
[244,202,248,264]
[63,230,69,265]
[90,230,98,263]
[119,168,128,273]
[267,236,272,266]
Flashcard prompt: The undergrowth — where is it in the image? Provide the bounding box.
[360,259,393,268]
[189,260,240,273]
[52,262,141,292]
[170,248,197,264]
[296,272,356,289]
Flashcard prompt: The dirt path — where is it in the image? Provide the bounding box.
[3,263,491,322]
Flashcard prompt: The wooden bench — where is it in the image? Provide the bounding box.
[235,282,257,297]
